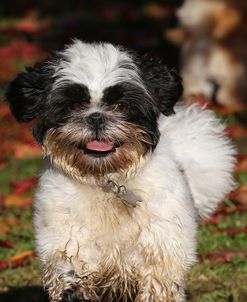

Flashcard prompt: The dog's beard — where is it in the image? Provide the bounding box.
[42,119,153,182]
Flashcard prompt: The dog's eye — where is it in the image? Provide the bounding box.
[112,102,128,112]
[68,102,84,111]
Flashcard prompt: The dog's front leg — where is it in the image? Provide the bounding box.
[135,276,185,302]
[42,253,98,302]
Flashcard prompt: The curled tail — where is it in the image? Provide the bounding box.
[160,104,236,219]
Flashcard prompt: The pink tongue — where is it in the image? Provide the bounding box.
[86,140,114,152]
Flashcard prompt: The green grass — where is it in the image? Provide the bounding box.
[188,258,247,302]
[198,212,247,253]
[0,208,35,260]
[238,172,247,185]
[0,157,42,194]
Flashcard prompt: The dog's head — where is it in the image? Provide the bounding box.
[177,0,242,39]
[6,40,182,181]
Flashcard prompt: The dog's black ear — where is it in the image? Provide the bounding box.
[5,58,55,122]
[140,54,183,116]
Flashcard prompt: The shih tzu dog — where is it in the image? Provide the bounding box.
[166,0,247,111]
[6,40,235,302]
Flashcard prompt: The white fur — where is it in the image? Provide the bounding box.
[53,40,144,103]
[34,105,235,301]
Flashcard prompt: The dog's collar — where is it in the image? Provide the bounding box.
[97,179,142,208]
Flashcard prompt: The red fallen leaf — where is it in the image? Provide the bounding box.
[0,60,17,82]
[214,203,237,215]
[204,250,247,264]
[215,205,238,214]
[0,216,20,234]
[211,226,247,236]
[0,240,14,248]
[4,10,52,35]
[226,125,247,140]
[0,250,36,270]
[0,161,7,171]
[227,227,247,236]
[0,40,47,62]
[203,201,247,224]
[0,222,10,234]
[229,185,247,208]
[11,177,38,195]
[235,156,247,173]
[203,213,223,225]
[0,39,48,82]
[1,141,14,156]
[3,194,33,208]
[14,143,41,159]
[0,105,12,119]
[236,154,247,162]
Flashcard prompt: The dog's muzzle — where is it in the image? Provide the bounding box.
[86,112,106,130]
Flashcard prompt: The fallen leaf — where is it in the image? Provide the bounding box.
[0,39,47,81]
[0,105,11,118]
[0,222,10,234]
[11,177,38,195]
[212,226,247,236]
[3,194,33,208]
[204,250,247,264]
[0,161,7,171]
[14,143,41,159]
[9,10,52,35]
[0,250,36,270]
[229,185,247,208]
[235,155,247,173]
[0,240,14,248]
[0,216,19,234]
[203,213,223,225]
[226,125,247,140]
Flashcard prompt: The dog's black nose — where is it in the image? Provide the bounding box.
[86,112,105,129]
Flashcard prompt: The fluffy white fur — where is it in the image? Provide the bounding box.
[34,104,235,301]
[54,40,144,103]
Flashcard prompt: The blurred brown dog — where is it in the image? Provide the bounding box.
[167,0,247,111]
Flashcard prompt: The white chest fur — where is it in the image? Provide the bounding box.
[35,154,197,270]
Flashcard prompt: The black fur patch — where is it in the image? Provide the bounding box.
[5,55,60,122]
[61,290,90,302]
[140,54,183,115]
[103,82,160,149]
[33,83,90,144]
[43,82,90,123]
[58,83,90,109]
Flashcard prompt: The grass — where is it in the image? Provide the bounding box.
[189,259,247,302]
[198,219,247,252]
[0,157,42,195]
[189,218,247,301]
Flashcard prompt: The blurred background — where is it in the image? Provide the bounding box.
[0,1,246,302]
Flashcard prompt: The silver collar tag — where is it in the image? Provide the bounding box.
[101,179,142,208]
